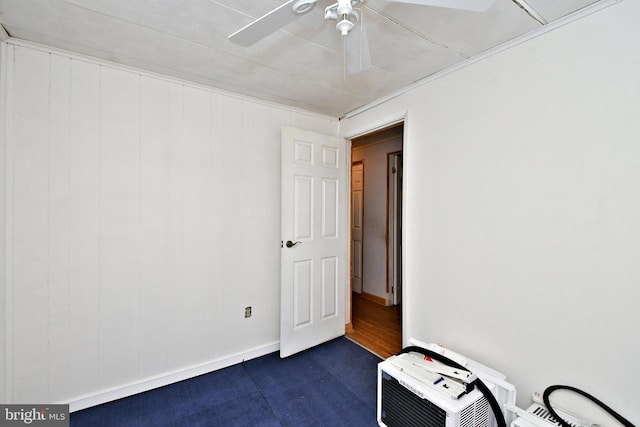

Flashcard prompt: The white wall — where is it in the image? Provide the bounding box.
[342,0,640,422]
[0,41,7,406]
[1,41,338,408]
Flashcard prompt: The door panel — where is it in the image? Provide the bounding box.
[293,260,312,328]
[281,126,347,358]
[322,179,338,238]
[294,176,313,240]
[321,256,338,318]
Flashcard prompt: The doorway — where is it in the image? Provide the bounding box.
[346,124,403,358]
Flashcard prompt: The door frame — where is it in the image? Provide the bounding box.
[345,143,353,331]
[344,117,406,344]
[387,151,402,306]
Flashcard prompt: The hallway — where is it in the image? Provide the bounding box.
[346,293,401,359]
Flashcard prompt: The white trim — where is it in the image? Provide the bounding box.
[400,110,409,349]
[66,341,280,412]
[344,139,353,328]
[2,38,337,123]
[340,112,405,140]
[342,0,623,120]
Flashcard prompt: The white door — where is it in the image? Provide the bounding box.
[280,126,347,358]
[351,162,364,294]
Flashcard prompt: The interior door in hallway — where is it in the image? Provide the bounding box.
[280,126,347,358]
[351,161,364,295]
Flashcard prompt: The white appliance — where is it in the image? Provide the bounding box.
[510,402,582,427]
[508,393,582,427]
[378,340,517,427]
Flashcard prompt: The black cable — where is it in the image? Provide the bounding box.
[399,346,507,427]
[542,384,635,427]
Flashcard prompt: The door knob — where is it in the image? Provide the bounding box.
[285,240,302,248]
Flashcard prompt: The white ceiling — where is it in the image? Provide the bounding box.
[0,0,600,117]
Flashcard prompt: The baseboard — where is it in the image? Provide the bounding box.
[66,341,280,412]
[360,291,388,306]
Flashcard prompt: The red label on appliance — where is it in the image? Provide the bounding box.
[423,356,433,362]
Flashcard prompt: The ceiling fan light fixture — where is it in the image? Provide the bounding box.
[336,0,353,16]
[336,16,355,35]
[324,0,361,36]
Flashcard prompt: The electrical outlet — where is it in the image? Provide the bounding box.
[244,306,252,318]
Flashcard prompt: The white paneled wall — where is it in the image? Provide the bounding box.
[0,42,7,406]
[2,42,338,406]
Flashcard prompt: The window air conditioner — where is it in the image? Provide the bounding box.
[378,340,517,427]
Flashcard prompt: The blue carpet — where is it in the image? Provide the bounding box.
[71,337,381,426]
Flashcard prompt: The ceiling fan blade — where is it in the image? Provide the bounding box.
[384,0,496,12]
[345,11,371,75]
[229,0,304,47]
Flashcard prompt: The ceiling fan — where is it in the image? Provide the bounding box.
[228,0,496,75]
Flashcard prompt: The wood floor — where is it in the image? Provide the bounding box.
[346,292,402,359]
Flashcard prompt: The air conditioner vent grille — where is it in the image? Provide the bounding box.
[381,372,446,427]
[531,405,579,427]
[460,403,475,427]
[475,396,490,426]
[460,395,490,427]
